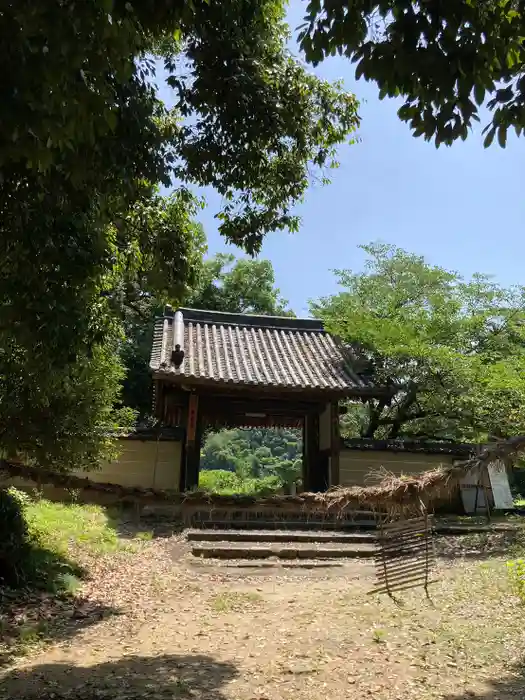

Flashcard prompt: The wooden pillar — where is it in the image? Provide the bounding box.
[183,393,201,491]
[330,401,341,487]
[318,403,332,491]
[304,411,322,492]
[301,415,308,491]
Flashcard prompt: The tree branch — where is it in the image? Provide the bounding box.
[385,383,418,438]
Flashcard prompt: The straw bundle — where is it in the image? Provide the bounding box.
[1,435,523,516]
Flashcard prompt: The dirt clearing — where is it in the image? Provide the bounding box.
[2,520,525,700]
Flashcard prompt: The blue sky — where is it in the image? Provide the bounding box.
[158,1,524,317]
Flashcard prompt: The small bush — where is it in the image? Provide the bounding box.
[198,469,281,496]
[199,470,239,493]
[0,488,84,592]
[507,559,525,603]
[0,488,32,587]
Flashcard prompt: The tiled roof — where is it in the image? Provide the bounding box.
[150,308,377,395]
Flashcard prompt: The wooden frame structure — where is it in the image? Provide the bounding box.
[150,307,388,493]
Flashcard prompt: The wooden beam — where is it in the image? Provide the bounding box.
[330,401,341,487]
[184,393,200,491]
[152,373,381,400]
[200,396,323,415]
[304,412,323,492]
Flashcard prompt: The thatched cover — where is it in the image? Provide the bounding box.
[0,436,522,517]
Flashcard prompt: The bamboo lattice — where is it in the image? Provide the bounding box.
[370,515,436,598]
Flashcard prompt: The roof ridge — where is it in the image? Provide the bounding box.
[162,307,325,332]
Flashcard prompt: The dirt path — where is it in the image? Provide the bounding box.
[1,535,524,700]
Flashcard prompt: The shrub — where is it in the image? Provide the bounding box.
[0,488,84,592]
[198,470,282,496]
[507,559,525,603]
[0,487,32,587]
[199,470,239,493]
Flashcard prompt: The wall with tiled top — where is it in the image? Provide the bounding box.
[73,440,182,491]
[339,449,456,487]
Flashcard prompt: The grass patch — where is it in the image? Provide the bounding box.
[25,499,122,557]
[210,591,263,613]
[198,469,282,496]
[0,494,125,664]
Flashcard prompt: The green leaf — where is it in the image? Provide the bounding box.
[483,127,496,148]
[355,59,366,80]
[497,125,507,148]
[474,84,485,106]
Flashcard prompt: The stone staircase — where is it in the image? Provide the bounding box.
[185,528,378,562]
[181,518,513,568]
[184,509,378,532]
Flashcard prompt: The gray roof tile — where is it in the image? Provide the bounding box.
[150,308,375,395]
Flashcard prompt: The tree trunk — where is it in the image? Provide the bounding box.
[387,385,418,439]
[364,398,388,438]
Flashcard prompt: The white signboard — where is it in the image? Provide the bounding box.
[488,460,514,510]
[459,466,486,514]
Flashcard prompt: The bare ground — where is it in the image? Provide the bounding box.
[2,531,525,700]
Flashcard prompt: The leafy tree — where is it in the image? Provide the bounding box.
[0,336,135,471]
[185,254,293,316]
[200,427,302,490]
[312,242,525,442]
[1,0,358,468]
[299,0,525,147]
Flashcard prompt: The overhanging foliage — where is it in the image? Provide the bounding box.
[0,0,359,469]
[299,0,525,147]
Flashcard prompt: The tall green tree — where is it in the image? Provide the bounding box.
[312,243,525,442]
[200,427,302,489]
[299,0,525,146]
[185,254,293,316]
[0,0,359,468]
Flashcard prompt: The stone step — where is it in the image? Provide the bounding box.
[188,558,375,578]
[190,541,376,560]
[186,519,516,536]
[190,558,347,570]
[185,528,376,544]
[187,519,377,531]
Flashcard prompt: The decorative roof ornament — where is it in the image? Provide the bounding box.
[170,310,185,369]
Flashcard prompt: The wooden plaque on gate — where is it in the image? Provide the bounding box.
[187,394,198,444]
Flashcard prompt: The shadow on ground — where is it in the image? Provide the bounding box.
[1,540,120,669]
[444,661,525,700]
[0,585,121,669]
[105,506,185,540]
[435,530,521,560]
[0,653,237,699]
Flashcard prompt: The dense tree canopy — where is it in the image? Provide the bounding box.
[200,428,302,492]
[184,253,293,317]
[299,0,525,146]
[0,0,358,468]
[312,243,525,442]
